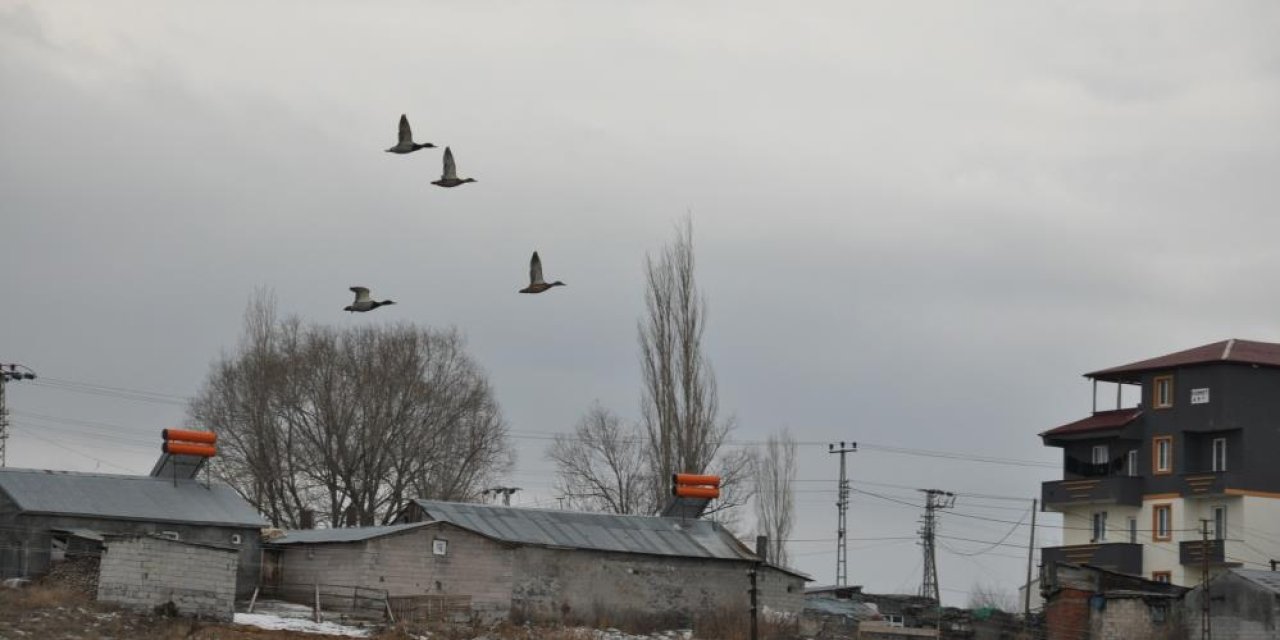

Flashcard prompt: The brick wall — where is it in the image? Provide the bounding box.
[1044,588,1090,640]
[97,536,237,621]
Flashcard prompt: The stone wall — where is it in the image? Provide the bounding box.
[1091,597,1182,640]
[97,535,237,621]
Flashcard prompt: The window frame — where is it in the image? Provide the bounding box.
[1092,511,1108,542]
[1127,450,1139,477]
[1152,571,1172,584]
[1128,517,1138,544]
[1153,436,1174,475]
[1212,505,1226,541]
[1092,445,1110,466]
[1153,375,1174,409]
[1152,504,1172,542]
[1212,437,1227,473]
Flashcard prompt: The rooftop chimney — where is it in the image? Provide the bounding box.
[756,535,768,563]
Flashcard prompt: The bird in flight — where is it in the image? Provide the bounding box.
[385,114,436,154]
[519,252,566,294]
[344,287,396,312]
[431,147,476,188]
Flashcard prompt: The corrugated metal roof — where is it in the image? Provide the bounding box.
[1086,339,1280,383]
[1234,569,1280,595]
[271,522,432,545]
[410,499,755,562]
[0,468,266,528]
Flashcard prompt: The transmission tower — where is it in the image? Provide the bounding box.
[828,441,857,586]
[918,489,955,602]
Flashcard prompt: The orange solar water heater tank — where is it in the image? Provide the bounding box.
[672,473,721,499]
[162,428,218,457]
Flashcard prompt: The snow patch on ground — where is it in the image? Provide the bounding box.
[234,612,373,637]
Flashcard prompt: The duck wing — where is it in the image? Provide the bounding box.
[529,252,546,285]
[441,147,458,180]
[398,114,413,144]
[350,286,372,303]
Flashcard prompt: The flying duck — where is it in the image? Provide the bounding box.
[385,114,436,154]
[431,147,476,188]
[519,252,566,294]
[344,287,396,312]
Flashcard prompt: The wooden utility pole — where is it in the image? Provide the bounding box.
[748,564,759,640]
[1024,499,1038,617]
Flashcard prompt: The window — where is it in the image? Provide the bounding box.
[432,539,448,556]
[1092,445,1109,465]
[1150,602,1169,623]
[885,614,904,628]
[1152,571,1172,584]
[1153,375,1174,409]
[1128,517,1138,544]
[1092,512,1108,542]
[1212,438,1227,472]
[1153,436,1173,475]
[1212,506,1227,541]
[231,534,243,545]
[1153,504,1172,542]
[1127,450,1139,477]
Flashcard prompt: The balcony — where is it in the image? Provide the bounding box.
[1042,543,1142,575]
[1179,539,1229,566]
[1176,472,1237,497]
[1042,476,1143,509]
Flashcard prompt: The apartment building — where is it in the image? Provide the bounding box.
[1039,339,1280,586]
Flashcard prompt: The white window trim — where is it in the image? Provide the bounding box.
[1212,438,1227,472]
[1092,445,1109,466]
[1127,450,1139,477]
[1092,511,1108,542]
[1212,505,1227,541]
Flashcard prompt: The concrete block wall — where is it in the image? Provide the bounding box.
[511,547,805,627]
[97,536,237,621]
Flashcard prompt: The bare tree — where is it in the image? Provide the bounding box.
[638,217,746,517]
[190,292,512,528]
[753,428,797,566]
[968,582,1019,612]
[547,403,648,514]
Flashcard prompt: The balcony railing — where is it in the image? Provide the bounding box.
[1042,543,1142,575]
[1179,539,1237,566]
[1042,476,1143,508]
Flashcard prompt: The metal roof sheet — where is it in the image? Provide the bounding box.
[1233,569,1280,595]
[0,468,266,528]
[410,499,755,562]
[271,522,432,545]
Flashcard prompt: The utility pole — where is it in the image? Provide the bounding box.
[918,489,955,603]
[0,363,38,468]
[1201,519,1211,640]
[1023,498,1038,618]
[483,487,521,506]
[828,441,857,586]
[747,564,759,640]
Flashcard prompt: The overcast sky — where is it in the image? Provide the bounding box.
[3,1,1280,605]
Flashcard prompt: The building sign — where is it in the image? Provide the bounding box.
[1190,388,1210,405]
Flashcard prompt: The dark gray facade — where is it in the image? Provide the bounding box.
[1043,360,1280,505]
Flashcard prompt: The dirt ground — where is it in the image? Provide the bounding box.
[0,584,387,640]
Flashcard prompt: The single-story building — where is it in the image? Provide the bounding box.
[0,467,266,597]
[97,533,239,621]
[268,499,809,627]
[1041,562,1187,640]
[1183,568,1280,637]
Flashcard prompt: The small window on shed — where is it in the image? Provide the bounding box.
[159,531,180,541]
[432,539,448,556]
[1150,602,1169,623]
